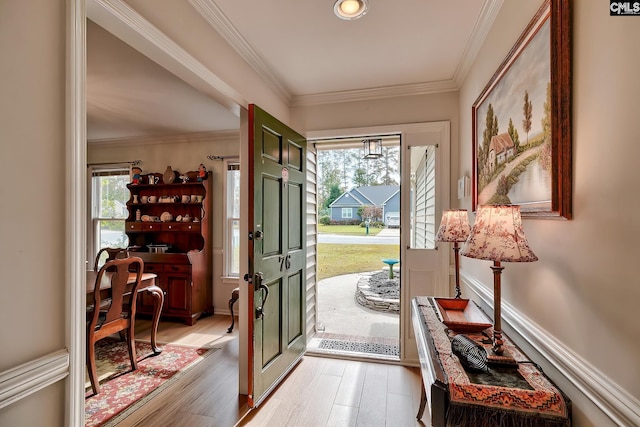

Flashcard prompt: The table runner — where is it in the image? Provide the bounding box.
[415,296,571,427]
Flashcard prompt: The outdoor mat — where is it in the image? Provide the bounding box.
[316,333,399,357]
[85,338,218,427]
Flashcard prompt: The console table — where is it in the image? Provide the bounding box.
[411,296,571,427]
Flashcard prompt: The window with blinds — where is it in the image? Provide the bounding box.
[412,146,436,249]
[225,162,241,276]
[90,166,130,258]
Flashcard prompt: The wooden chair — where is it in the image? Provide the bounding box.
[93,247,128,272]
[227,287,240,333]
[86,257,144,395]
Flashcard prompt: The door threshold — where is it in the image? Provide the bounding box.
[306,334,400,363]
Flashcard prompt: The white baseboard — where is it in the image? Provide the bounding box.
[0,350,69,410]
[462,272,640,427]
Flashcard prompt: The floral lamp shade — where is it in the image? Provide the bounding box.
[460,205,537,357]
[436,209,471,243]
[461,205,538,263]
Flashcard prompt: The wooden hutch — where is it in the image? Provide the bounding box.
[126,171,213,325]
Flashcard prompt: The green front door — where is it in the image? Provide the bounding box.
[247,104,306,407]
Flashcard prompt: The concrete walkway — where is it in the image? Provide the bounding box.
[316,272,399,339]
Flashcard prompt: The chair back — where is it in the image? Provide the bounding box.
[93,247,128,271]
[88,257,144,332]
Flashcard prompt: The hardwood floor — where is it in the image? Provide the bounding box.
[114,314,426,427]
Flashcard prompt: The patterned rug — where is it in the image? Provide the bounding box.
[85,339,218,427]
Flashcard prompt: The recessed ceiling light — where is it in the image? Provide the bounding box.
[334,0,369,20]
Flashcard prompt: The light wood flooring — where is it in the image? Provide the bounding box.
[112,314,427,427]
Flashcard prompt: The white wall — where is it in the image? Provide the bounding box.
[88,132,241,314]
[0,0,67,425]
[458,1,640,426]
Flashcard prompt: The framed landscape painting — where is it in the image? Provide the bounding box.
[472,0,572,219]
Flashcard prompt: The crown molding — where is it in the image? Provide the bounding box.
[451,0,503,86]
[188,0,502,108]
[87,0,246,115]
[292,80,459,107]
[189,0,292,104]
[89,0,502,112]
[88,130,240,148]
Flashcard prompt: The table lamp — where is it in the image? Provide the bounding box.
[460,205,537,357]
[435,209,470,299]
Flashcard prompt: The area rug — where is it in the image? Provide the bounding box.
[85,339,218,427]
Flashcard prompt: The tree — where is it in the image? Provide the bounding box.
[317,150,342,209]
[541,81,552,142]
[353,167,368,187]
[522,90,533,145]
[317,143,400,197]
[324,183,343,210]
[358,205,383,221]
[507,118,520,153]
[539,81,553,170]
[481,104,498,170]
[379,146,399,185]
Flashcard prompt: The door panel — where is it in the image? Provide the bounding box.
[288,183,302,249]
[247,104,307,407]
[261,278,282,365]
[262,176,282,256]
[288,141,302,170]
[166,274,189,313]
[401,123,450,363]
[287,270,303,342]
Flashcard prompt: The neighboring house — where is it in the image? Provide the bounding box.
[329,185,400,226]
[488,133,515,172]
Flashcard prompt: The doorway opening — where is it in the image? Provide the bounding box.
[307,135,401,360]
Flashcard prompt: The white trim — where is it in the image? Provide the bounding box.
[67,0,86,425]
[223,158,241,277]
[293,80,459,107]
[186,0,502,108]
[188,0,291,104]
[86,0,246,115]
[88,130,240,146]
[0,350,70,410]
[450,0,503,86]
[308,121,450,366]
[462,272,640,427]
[306,147,319,341]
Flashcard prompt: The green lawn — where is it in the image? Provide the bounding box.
[317,243,399,281]
[317,224,381,236]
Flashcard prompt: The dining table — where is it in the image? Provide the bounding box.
[86,270,164,354]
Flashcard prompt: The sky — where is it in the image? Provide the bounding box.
[474,18,551,144]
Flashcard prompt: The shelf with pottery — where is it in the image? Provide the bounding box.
[126,167,212,325]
